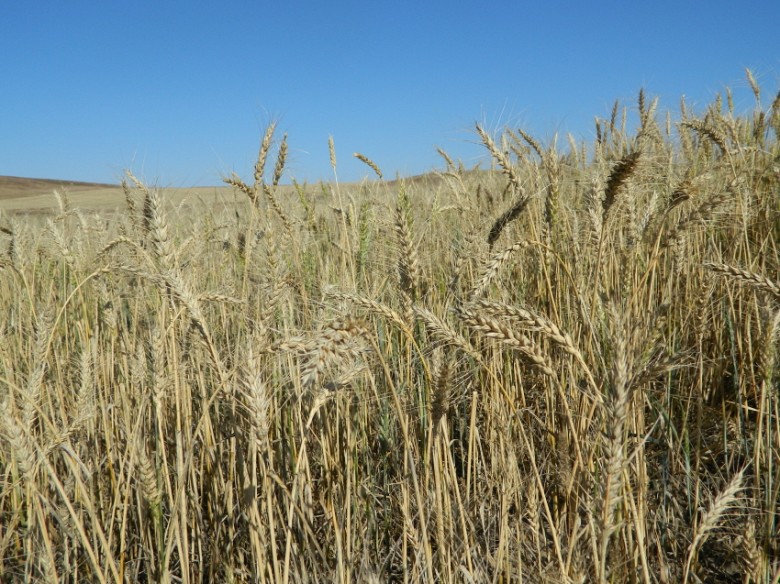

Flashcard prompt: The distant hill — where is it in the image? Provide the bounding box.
[0,176,117,200]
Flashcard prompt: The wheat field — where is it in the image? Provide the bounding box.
[1,75,779,582]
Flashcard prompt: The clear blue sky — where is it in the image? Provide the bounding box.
[1,1,778,186]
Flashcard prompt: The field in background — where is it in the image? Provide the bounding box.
[0,177,245,215]
[1,74,779,583]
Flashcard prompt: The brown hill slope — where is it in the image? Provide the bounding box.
[0,176,117,200]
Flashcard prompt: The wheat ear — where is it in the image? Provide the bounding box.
[457,306,556,378]
[254,122,276,190]
[597,319,631,582]
[353,152,383,179]
[471,240,529,298]
[602,150,641,224]
[704,262,780,302]
[487,196,530,248]
[682,467,747,584]
[476,124,521,194]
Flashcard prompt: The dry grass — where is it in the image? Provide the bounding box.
[1,73,779,583]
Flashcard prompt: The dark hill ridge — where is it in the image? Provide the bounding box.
[0,176,117,200]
